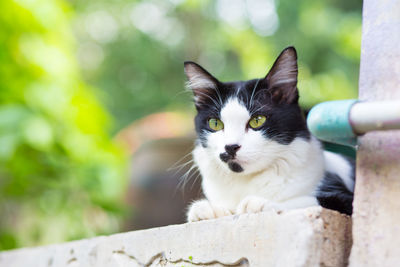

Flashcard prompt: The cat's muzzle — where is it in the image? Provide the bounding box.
[219,152,233,163]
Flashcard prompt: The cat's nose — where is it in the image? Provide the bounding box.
[225,144,241,156]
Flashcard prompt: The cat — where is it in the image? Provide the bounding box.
[183,46,354,222]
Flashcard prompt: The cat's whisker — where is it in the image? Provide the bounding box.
[243,90,250,109]
[253,88,271,100]
[181,166,200,193]
[168,151,194,175]
[181,164,197,185]
[168,155,193,171]
[210,87,224,108]
[170,160,195,180]
[194,91,222,108]
[175,164,199,196]
[175,89,194,97]
[175,167,193,197]
[250,104,269,114]
[249,79,261,109]
[190,170,201,190]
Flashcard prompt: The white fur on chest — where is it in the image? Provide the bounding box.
[193,137,324,211]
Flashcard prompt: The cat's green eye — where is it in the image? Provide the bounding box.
[208,118,224,131]
[249,115,267,129]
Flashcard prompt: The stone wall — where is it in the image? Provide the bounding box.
[349,0,400,266]
[0,207,351,267]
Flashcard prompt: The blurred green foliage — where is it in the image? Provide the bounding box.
[72,0,361,131]
[0,0,361,250]
[0,0,127,250]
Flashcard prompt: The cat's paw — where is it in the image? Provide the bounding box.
[236,196,281,214]
[187,199,232,222]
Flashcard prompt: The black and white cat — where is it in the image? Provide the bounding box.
[184,47,354,222]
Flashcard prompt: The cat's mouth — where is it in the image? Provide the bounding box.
[219,152,244,173]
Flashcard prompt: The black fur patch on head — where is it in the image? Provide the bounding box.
[184,46,310,147]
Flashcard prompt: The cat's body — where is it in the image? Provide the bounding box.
[184,47,354,222]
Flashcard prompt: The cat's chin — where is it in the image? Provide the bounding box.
[227,161,244,173]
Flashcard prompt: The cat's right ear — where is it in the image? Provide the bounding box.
[184,61,219,108]
[265,47,299,104]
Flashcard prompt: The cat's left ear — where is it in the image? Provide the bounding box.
[184,61,220,108]
[265,46,299,104]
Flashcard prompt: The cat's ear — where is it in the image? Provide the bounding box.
[265,47,299,104]
[184,61,219,108]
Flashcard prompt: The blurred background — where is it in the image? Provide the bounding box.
[0,0,361,250]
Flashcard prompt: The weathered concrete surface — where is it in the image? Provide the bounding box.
[0,207,351,267]
[349,0,400,266]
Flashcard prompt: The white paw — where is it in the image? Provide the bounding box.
[236,196,281,215]
[187,199,232,222]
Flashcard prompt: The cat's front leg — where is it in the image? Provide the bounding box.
[187,199,232,222]
[236,195,319,214]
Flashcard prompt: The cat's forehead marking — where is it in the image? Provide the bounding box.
[220,98,250,124]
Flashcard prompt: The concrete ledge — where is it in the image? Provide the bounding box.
[0,207,351,267]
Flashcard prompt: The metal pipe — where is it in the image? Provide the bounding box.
[307,100,357,146]
[349,101,400,134]
[307,100,400,146]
